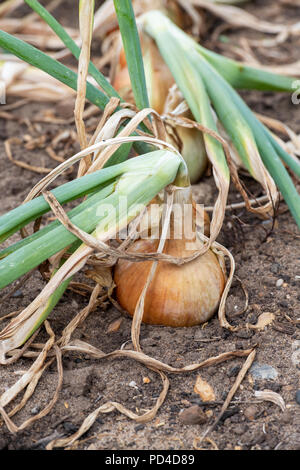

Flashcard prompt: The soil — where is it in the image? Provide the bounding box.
[0,0,300,452]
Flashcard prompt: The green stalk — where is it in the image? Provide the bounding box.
[196,46,297,93]
[199,56,300,227]
[113,0,149,110]
[0,219,84,261]
[0,150,183,353]
[261,127,300,179]
[0,183,115,288]
[141,12,229,179]
[197,50,300,178]
[0,166,126,243]
[0,30,109,108]
[190,49,268,178]
[0,30,152,158]
[0,150,182,289]
[142,10,300,228]
[21,0,153,157]
[152,15,300,177]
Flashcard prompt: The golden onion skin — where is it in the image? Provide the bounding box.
[114,237,225,327]
[113,35,174,115]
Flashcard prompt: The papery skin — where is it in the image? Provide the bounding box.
[114,236,225,327]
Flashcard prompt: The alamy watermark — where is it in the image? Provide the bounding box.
[96,197,206,251]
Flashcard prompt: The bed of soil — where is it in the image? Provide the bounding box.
[0,0,299,451]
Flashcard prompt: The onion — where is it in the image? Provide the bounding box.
[112,34,208,183]
[114,186,225,327]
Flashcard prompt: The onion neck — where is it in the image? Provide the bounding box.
[173,159,190,188]
[164,183,197,243]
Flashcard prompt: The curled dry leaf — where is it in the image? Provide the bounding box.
[193,375,216,402]
[106,317,123,334]
[254,390,286,412]
[248,312,275,330]
[85,266,115,295]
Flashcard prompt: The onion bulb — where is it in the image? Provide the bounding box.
[113,34,174,114]
[114,187,225,327]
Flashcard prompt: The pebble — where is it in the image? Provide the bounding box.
[276,279,284,288]
[291,350,300,369]
[270,263,280,274]
[128,381,138,389]
[281,411,292,424]
[71,300,79,309]
[296,390,300,405]
[134,424,145,432]
[206,367,216,376]
[178,405,207,425]
[63,421,77,433]
[30,406,40,415]
[243,405,259,421]
[250,362,278,380]
[228,365,241,378]
[12,289,23,298]
[292,340,300,351]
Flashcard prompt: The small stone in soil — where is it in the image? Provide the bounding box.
[129,381,138,389]
[270,263,280,274]
[276,279,284,288]
[250,362,278,380]
[280,411,292,424]
[291,349,300,368]
[63,422,78,433]
[244,405,259,421]
[295,390,300,405]
[30,406,40,415]
[178,405,207,425]
[134,424,145,432]
[12,289,23,298]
